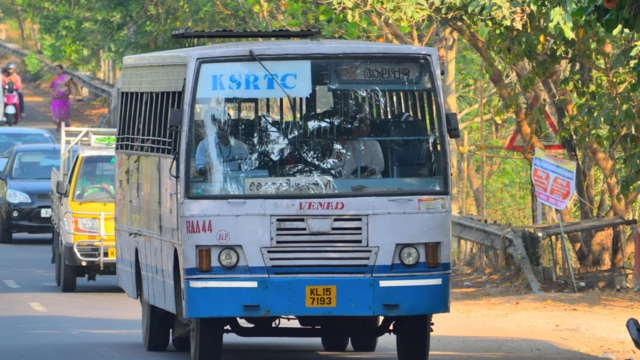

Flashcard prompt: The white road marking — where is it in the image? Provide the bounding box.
[379,279,443,287]
[28,302,47,312]
[3,280,20,288]
[42,282,57,286]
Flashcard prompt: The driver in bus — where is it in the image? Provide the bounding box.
[76,162,115,198]
[196,113,249,177]
[328,103,384,178]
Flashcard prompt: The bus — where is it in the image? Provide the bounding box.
[114,29,459,360]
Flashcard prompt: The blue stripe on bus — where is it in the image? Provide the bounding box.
[184,262,451,277]
[183,274,450,318]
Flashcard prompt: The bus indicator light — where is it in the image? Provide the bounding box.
[197,248,212,272]
[426,243,440,268]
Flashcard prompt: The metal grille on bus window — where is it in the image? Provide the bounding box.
[272,216,367,246]
[261,247,377,276]
[116,91,183,155]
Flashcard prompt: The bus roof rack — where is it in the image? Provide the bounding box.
[171,28,321,39]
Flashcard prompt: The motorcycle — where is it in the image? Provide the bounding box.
[2,81,20,126]
[626,318,640,350]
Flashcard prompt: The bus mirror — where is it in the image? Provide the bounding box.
[169,109,182,133]
[56,180,68,196]
[446,112,460,139]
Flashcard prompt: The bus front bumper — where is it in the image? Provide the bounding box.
[183,274,450,318]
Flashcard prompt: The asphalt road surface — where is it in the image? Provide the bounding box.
[20,87,61,142]
[0,237,602,360]
[0,88,603,360]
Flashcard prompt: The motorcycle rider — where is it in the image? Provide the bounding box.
[1,62,25,120]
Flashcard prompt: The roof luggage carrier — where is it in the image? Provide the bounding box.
[171,27,321,47]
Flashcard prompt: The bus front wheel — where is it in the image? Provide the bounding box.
[395,315,432,360]
[350,316,380,352]
[190,318,224,360]
[321,336,349,352]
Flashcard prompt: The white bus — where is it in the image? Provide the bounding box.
[114,30,459,360]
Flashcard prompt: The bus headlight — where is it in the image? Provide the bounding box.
[399,246,420,266]
[218,248,239,269]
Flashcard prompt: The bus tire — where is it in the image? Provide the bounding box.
[60,251,77,292]
[172,335,190,352]
[321,336,349,352]
[141,298,171,351]
[190,318,224,360]
[395,315,432,360]
[350,316,380,352]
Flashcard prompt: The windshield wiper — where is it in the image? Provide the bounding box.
[249,50,299,135]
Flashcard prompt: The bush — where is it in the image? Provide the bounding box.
[23,52,45,80]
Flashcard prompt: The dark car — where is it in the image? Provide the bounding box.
[0,144,65,243]
[0,127,55,154]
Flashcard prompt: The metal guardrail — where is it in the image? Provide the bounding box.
[0,40,114,100]
[452,215,542,293]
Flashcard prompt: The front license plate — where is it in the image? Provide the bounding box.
[305,286,336,307]
[107,248,116,258]
[41,209,51,217]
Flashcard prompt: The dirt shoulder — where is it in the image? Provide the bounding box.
[443,270,639,359]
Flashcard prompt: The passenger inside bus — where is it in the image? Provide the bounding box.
[195,112,250,177]
[326,103,384,178]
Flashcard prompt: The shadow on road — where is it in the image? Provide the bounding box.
[32,283,126,294]
[0,314,602,360]
[222,335,602,359]
[8,233,53,245]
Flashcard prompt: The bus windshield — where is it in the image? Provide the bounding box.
[188,57,445,197]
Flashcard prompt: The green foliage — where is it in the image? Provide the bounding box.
[22,52,44,78]
[0,0,636,220]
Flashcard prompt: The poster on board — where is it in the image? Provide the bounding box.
[531,148,577,210]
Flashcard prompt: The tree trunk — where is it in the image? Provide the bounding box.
[466,160,483,215]
[436,24,460,213]
[446,19,545,160]
[583,228,614,271]
[32,24,41,52]
[585,139,633,218]
[16,12,26,47]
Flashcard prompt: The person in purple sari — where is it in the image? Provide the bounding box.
[49,64,75,131]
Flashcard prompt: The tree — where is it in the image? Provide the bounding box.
[1,0,637,268]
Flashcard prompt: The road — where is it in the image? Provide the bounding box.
[0,237,602,360]
[22,87,62,142]
[0,85,606,360]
